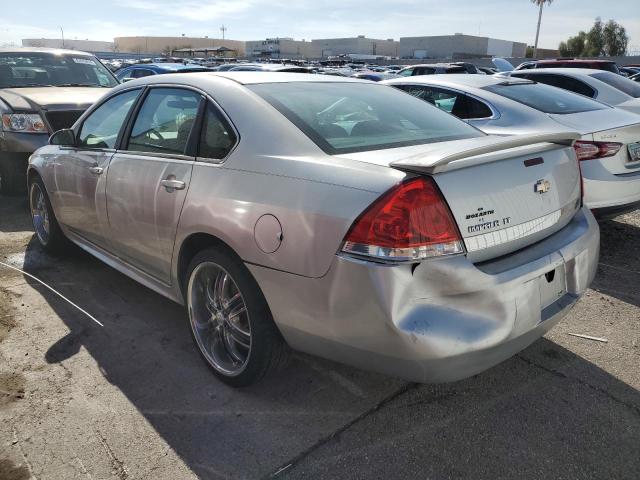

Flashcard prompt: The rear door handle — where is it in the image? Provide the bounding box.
[160,177,186,192]
[89,166,104,175]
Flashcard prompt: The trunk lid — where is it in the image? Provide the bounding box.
[377,133,582,262]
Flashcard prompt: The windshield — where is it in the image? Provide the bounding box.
[484,82,607,114]
[0,52,118,88]
[249,82,483,154]
[590,71,640,98]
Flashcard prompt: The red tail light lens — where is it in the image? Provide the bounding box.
[341,177,464,262]
[573,140,622,161]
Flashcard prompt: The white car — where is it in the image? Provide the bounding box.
[508,68,640,115]
[384,74,640,217]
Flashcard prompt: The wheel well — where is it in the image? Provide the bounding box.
[27,168,41,183]
[177,233,239,297]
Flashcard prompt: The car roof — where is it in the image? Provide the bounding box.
[0,47,93,56]
[510,68,601,77]
[209,72,367,84]
[402,63,464,68]
[385,73,531,89]
[536,59,615,64]
[113,72,371,90]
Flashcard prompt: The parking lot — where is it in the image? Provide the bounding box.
[0,194,638,479]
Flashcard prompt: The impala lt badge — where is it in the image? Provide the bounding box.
[534,179,551,194]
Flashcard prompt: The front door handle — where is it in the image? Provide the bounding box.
[89,166,104,175]
[160,176,186,192]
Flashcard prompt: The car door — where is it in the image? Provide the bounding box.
[104,87,202,284]
[52,88,141,247]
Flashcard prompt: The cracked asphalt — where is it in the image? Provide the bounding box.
[1,195,639,479]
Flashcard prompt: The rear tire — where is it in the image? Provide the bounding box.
[0,156,27,195]
[185,247,289,387]
[28,175,69,254]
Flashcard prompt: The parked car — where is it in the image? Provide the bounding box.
[509,68,640,114]
[229,64,312,73]
[397,63,475,77]
[350,71,399,81]
[28,72,598,386]
[115,63,210,82]
[0,47,118,194]
[630,72,640,83]
[620,66,640,77]
[514,59,621,74]
[385,74,640,217]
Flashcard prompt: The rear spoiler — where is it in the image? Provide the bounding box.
[391,132,582,174]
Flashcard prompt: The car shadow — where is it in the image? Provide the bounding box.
[17,232,640,479]
[592,215,640,308]
[0,195,31,233]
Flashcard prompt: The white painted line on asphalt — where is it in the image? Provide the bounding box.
[0,260,104,327]
[567,333,608,343]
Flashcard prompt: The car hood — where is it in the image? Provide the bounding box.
[547,107,640,135]
[0,87,109,111]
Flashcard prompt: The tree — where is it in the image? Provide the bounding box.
[585,17,604,56]
[559,31,587,57]
[602,19,628,56]
[531,0,553,58]
[558,18,629,57]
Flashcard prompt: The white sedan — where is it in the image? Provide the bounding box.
[384,74,640,217]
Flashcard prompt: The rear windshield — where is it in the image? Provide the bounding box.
[484,82,607,114]
[248,82,483,154]
[0,52,118,88]
[590,71,640,98]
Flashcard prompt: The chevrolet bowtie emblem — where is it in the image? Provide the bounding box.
[534,179,551,194]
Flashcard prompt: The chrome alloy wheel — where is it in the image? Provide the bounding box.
[30,182,50,245]
[187,262,252,376]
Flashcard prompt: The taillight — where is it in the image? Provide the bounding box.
[341,177,464,262]
[573,140,622,161]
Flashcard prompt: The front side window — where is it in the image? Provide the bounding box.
[78,89,141,149]
[399,68,414,77]
[0,52,118,88]
[249,82,483,154]
[131,69,155,79]
[128,88,201,155]
[414,67,435,76]
[484,82,607,115]
[397,86,492,120]
[198,102,237,160]
[591,71,640,98]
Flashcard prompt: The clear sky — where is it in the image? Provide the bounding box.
[1,0,639,53]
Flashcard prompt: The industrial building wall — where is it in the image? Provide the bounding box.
[311,37,399,57]
[399,35,527,60]
[114,37,246,55]
[22,38,115,52]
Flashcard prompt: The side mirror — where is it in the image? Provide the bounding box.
[121,77,134,83]
[49,129,76,147]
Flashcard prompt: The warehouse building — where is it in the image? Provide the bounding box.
[399,34,526,59]
[311,36,399,58]
[113,36,245,56]
[245,38,319,60]
[22,38,115,52]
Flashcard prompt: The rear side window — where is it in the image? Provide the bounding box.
[591,71,640,98]
[78,89,140,149]
[131,69,154,79]
[484,82,607,114]
[514,73,596,98]
[198,103,237,160]
[249,82,483,155]
[127,88,201,155]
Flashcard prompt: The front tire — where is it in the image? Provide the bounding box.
[28,175,68,254]
[185,247,289,387]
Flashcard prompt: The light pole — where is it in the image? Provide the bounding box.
[220,25,227,40]
[59,26,65,48]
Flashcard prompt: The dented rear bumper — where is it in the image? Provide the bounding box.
[249,207,599,383]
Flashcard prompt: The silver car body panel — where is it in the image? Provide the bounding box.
[28,73,600,382]
[384,74,640,211]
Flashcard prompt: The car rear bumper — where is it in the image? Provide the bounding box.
[249,207,599,383]
[581,160,640,211]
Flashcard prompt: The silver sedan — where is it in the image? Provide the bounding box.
[384,74,640,218]
[28,73,599,386]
